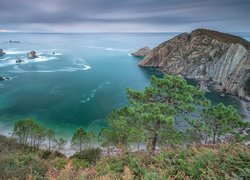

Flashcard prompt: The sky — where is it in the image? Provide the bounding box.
[0,0,249,33]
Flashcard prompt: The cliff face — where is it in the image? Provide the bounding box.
[137,29,250,99]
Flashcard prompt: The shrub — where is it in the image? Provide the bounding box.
[71,147,102,164]
[72,159,90,170]
[0,153,48,179]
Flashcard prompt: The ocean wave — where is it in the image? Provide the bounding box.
[0,57,11,61]
[4,50,27,55]
[0,56,57,68]
[73,58,91,70]
[9,66,90,73]
[82,45,131,54]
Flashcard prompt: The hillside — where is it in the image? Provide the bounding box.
[134,29,250,100]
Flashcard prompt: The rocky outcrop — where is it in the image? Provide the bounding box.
[9,40,21,43]
[132,47,151,57]
[27,50,39,59]
[16,56,24,63]
[136,29,250,100]
[0,76,10,81]
[0,49,5,56]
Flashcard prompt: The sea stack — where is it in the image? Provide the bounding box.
[27,50,39,59]
[0,49,6,56]
[132,47,151,57]
[134,29,250,100]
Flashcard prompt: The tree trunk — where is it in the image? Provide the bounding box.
[213,129,217,144]
[151,120,160,151]
[49,139,51,150]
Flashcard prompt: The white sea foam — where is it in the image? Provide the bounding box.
[0,56,57,68]
[73,58,91,70]
[4,50,27,55]
[9,66,90,73]
[80,81,110,104]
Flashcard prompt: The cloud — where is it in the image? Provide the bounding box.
[1,0,249,32]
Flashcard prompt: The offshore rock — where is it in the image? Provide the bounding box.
[27,50,39,59]
[132,47,151,57]
[0,48,6,56]
[137,29,250,100]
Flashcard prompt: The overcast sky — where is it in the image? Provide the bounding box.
[0,0,249,32]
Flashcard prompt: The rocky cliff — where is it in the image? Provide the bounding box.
[135,29,250,100]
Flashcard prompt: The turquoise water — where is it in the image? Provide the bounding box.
[0,33,249,137]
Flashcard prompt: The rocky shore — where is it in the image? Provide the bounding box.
[133,29,250,100]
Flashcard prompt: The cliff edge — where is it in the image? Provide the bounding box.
[135,29,250,100]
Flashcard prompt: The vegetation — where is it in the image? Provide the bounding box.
[193,29,250,49]
[71,127,94,153]
[1,75,249,179]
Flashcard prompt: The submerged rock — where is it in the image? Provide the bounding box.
[16,56,24,63]
[137,28,250,100]
[0,48,6,56]
[132,47,151,57]
[27,50,39,59]
[0,76,10,81]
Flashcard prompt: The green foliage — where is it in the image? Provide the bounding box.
[100,75,209,151]
[53,158,67,171]
[71,147,102,164]
[202,103,242,143]
[72,159,90,170]
[54,137,67,151]
[71,128,94,152]
[39,149,65,160]
[0,153,48,179]
[94,144,250,179]
[12,117,46,150]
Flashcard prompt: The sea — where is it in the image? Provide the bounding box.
[0,32,250,138]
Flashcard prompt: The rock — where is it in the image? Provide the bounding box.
[27,50,39,59]
[198,80,208,91]
[0,76,10,81]
[138,29,250,100]
[16,56,24,63]
[220,93,226,97]
[132,47,151,57]
[9,40,21,43]
[0,48,6,56]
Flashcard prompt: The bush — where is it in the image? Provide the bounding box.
[71,147,102,164]
[72,159,90,170]
[0,153,48,179]
[39,150,66,160]
[52,158,67,171]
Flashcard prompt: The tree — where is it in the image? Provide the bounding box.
[98,107,145,149]
[55,137,67,151]
[71,128,89,153]
[46,129,55,150]
[99,75,208,151]
[202,103,242,144]
[126,75,208,151]
[12,117,46,150]
[13,117,35,146]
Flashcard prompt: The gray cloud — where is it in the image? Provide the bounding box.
[0,0,249,32]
